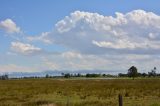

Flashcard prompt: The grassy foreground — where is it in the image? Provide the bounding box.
[0,78,160,106]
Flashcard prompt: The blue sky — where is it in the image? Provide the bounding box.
[0,0,160,74]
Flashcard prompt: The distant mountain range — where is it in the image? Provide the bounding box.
[4,70,123,78]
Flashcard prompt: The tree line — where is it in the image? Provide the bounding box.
[0,66,159,80]
[60,66,160,79]
[119,66,160,79]
[59,73,115,78]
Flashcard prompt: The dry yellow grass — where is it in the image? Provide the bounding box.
[0,78,160,106]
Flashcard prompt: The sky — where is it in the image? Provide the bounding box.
[0,0,160,74]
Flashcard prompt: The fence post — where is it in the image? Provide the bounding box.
[118,94,123,106]
[66,97,70,106]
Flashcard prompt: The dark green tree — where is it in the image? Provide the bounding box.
[64,73,71,78]
[45,74,49,78]
[148,67,157,77]
[128,66,138,80]
[0,74,9,80]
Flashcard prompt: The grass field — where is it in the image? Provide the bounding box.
[0,78,160,106]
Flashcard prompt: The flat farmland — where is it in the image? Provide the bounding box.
[0,78,160,106]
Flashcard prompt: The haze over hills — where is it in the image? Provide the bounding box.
[4,70,123,78]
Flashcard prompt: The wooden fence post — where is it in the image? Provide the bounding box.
[66,97,70,106]
[118,94,123,106]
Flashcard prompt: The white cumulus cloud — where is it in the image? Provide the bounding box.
[27,32,52,44]
[0,19,21,34]
[11,42,42,55]
[46,10,160,55]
